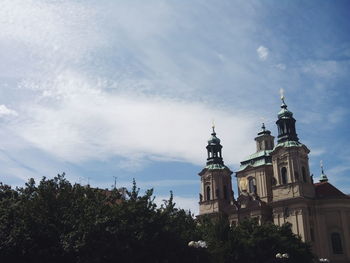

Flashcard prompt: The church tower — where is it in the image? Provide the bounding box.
[198,127,234,216]
[236,123,275,203]
[270,95,315,202]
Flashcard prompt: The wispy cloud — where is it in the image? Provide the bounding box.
[10,70,255,166]
[309,148,325,157]
[257,46,269,61]
[0,105,17,117]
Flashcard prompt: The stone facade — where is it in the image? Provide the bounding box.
[198,99,350,263]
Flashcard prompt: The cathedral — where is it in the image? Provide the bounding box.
[198,97,350,263]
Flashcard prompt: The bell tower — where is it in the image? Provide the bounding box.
[236,123,275,203]
[271,95,315,201]
[198,126,234,216]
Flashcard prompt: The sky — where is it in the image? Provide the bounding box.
[0,0,349,214]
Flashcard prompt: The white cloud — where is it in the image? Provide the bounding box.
[0,0,101,60]
[257,45,269,61]
[10,70,255,167]
[309,148,325,157]
[0,105,18,117]
[328,165,350,178]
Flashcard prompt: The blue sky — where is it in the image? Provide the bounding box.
[0,0,349,214]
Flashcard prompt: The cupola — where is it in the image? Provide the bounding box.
[276,94,299,144]
[206,126,224,166]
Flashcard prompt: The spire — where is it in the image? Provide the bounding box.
[276,91,299,143]
[280,89,287,109]
[212,123,216,136]
[319,160,328,182]
[206,126,224,166]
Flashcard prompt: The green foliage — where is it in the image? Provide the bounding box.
[200,216,314,263]
[0,174,203,263]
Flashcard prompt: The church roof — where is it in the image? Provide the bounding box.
[237,150,272,172]
[314,181,350,199]
[241,150,272,163]
[198,164,233,176]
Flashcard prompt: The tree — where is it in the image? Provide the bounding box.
[0,175,205,263]
[201,216,314,263]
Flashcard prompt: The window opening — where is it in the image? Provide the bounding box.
[331,232,343,254]
[281,167,288,184]
[206,186,211,201]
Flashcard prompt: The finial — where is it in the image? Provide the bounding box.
[279,88,287,108]
[280,88,285,101]
[211,119,216,134]
[320,160,324,174]
[261,123,266,131]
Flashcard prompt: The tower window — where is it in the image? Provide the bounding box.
[331,232,343,254]
[248,178,256,193]
[281,167,288,184]
[302,167,307,182]
[206,186,211,201]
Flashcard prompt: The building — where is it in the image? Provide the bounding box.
[198,97,350,263]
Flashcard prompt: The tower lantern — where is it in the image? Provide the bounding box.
[276,95,299,144]
[206,126,224,166]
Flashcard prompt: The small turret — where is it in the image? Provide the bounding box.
[255,123,275,151]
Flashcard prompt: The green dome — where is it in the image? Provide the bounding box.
[278,105,293,118]
[208,134,220,144]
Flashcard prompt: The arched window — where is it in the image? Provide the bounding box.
[206,186,211,201]
[281,167,288,184]
[302,167,307,182]
[223,185,228,200]
[248,178,256,193]
[331,232,343,254]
